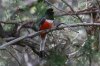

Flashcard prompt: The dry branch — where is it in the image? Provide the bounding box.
[0,23,100,49]
[61,0,83,22]
[0,19,35,24]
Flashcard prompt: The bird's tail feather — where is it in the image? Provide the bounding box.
[40,35,47,51]
[39,35,47,58]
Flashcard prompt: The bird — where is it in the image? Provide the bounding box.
[32,8,67,58]
[38,8,54,58]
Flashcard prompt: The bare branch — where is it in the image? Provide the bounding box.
[56,10,98,17]
[0,19,36,24]
[61,0,83,22]
[0,23,100,49]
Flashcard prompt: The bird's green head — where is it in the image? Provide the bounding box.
[45,8,54,20]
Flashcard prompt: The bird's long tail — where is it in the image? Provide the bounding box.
[40,35,47,58]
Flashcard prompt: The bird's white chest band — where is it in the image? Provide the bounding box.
[46,19,53,23]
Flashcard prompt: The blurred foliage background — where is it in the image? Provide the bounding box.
[0,0,100,66]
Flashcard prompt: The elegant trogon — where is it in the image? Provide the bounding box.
[37,8,54,57]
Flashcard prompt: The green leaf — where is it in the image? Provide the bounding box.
[47,51,66,66]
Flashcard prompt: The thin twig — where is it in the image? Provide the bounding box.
[61,0,83,22]
[56,10,99,17]
[45,0,68,13]
[45,0,79,20]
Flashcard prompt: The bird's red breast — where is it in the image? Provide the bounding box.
[39,20,54,38]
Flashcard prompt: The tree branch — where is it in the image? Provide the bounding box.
[0,23,100,49]
[61,0,83,22]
